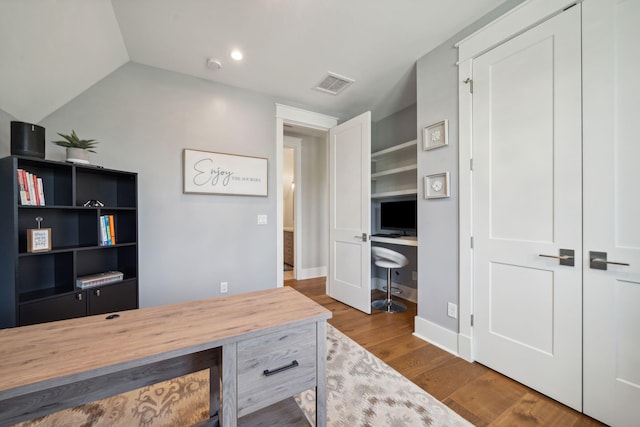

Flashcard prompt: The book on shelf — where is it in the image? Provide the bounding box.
[76,271,124,289]
[99,215,116,246]
[16,169,45,206]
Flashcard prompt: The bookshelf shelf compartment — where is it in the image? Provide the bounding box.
[0,156,138,328]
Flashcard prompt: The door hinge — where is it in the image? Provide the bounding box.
[470,158,473,171]
[470,236,474,248]
[464,78,473,93]
[471,314,474,327]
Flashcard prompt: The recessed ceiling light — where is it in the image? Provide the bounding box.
[230,49,243,61]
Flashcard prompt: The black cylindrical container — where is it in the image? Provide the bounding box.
[11,121,45,158]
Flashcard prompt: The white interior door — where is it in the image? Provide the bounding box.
[328,112,371,314]
[472,7,583,410]
[583,1,640,425]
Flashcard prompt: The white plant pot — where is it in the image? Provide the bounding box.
[66,147,91,164]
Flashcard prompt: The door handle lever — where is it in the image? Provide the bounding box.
[589,251,630,270]
[353,233,369,242]
[538,249,575,266]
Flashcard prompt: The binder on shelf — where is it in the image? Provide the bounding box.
[103,215,112,245]
[76,271,124,289]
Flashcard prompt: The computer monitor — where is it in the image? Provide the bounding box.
[380,200,416,234]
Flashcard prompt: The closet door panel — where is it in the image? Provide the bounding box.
[583,1,640,426]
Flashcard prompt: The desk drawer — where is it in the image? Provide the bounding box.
[237,322,317,417]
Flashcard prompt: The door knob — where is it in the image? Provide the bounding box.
[589,251,630,270]
[539,249,575,266]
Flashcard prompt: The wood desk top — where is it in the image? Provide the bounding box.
[0,286,331,400]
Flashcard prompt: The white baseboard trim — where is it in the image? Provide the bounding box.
[413,315,459,357]
[457,332,473,362]
[372,277,417,303]
[296,266,327,280]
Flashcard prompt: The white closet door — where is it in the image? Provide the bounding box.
[583,1,640,426]
[328,112,372,314]
[472,6,583,410]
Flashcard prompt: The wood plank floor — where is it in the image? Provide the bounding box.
[286,277,605,427]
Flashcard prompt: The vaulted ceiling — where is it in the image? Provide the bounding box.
[0,0,507,124]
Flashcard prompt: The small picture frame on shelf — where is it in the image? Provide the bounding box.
[423,120,448,151]
[27,228,51,252]
[424,172,450,199]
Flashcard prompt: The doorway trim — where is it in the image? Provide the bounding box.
[284,137,302,279]
[275,104,338,286]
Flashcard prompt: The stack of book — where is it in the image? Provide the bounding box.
[100,215,117,246]
[17,169,45,206]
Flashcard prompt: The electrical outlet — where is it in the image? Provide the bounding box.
[220,281,228,293]
[447,302,458,319]
[412,271,417,281]
[257,214,267,225]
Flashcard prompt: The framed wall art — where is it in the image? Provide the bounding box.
[423,119,448,150]
[424,172,450,199]
[183,149,268,196]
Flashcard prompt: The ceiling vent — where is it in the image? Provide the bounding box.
[313,72,355,95]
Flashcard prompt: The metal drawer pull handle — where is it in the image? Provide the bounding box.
[263,360,299,377]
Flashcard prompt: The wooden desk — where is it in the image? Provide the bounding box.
[0,287,331,427]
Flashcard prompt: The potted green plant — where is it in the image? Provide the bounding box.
[52,130,98,164]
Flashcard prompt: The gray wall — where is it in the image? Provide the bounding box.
[37,62,282,308]
[300,135,328,272]
[416,0,526,331]
[373,104,416,152]
[0,108,14,158]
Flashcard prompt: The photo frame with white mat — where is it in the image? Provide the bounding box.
[423,119,448,150]
[424,172,450,199]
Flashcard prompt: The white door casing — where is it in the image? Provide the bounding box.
[328,112,372,314]
[583,1,640,425]
[275,104,338,287]
[472,6,582,411]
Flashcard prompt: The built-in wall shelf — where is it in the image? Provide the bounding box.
[371,189,418,199]
[371,139,417,159]
[371,164,418,180]
[371,139,418,198]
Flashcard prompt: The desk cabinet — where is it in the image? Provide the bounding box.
[18,279,138,326]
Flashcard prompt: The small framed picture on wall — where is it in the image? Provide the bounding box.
[424,172,450,199]
[423,119,448,150]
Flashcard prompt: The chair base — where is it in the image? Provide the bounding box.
[372,298,407,313]
[382,285,402,295]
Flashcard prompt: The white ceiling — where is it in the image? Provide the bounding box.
[0,0,507,124]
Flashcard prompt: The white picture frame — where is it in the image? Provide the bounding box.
[183,149,268,196]
[423,119,448,150]
[424,172,450,199]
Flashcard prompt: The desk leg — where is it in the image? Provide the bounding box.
[210,347,221,422]
[221,343,237,427]
[316,321,327,427]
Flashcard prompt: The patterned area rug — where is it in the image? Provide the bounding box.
[13,325,471,427]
